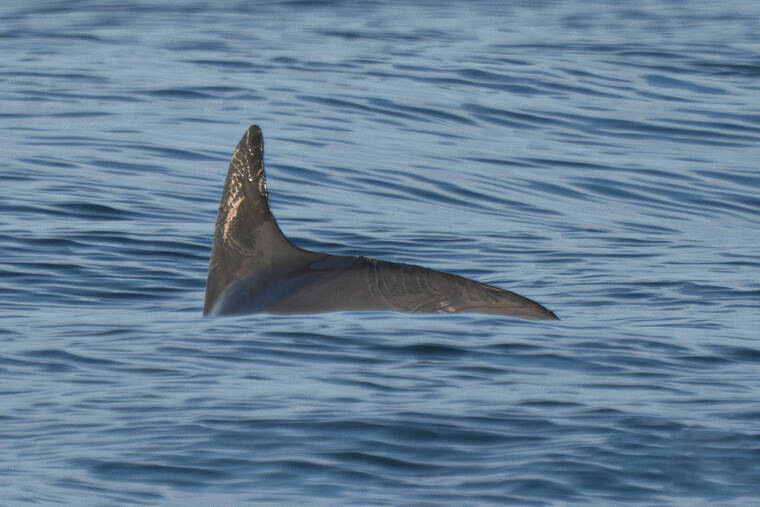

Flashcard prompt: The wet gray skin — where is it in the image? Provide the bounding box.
[204,125,558,320]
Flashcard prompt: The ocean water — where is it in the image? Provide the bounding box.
[2,0,759,504]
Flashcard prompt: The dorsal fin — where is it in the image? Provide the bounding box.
[203,125,301,315]
[203,125,557,319]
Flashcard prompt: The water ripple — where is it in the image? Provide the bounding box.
[2,0,760,504]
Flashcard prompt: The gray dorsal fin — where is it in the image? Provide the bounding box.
[203,125,302,315]
[203,125,557,319]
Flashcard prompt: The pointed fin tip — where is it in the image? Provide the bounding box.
[245,124,262,145]
[233,124,263,175]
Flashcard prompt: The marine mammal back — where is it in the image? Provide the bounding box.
[204,125,557,320]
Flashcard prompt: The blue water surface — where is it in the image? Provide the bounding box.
[2,1,760,504]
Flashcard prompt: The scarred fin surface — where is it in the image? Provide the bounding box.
[203,126,312,315]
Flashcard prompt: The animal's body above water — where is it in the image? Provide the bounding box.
[203,125,557,320]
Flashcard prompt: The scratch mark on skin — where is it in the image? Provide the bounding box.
[224,196,243,243]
